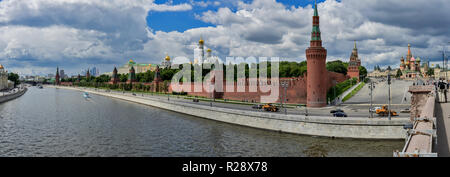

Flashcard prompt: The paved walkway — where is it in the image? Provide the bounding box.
[436,102,450,157]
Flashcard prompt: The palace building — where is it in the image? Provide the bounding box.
[118,59,158,74]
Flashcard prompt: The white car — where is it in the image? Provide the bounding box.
[370,107,381,113]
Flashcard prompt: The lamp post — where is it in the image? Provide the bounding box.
[368,80,375,118]
[281,80,289,115]
[388,74,391,120]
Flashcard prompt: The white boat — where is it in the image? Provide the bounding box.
[83,92,90,98]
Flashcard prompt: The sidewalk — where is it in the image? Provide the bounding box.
[436,102,450,157]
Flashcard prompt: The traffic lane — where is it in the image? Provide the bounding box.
[95,88,409,118]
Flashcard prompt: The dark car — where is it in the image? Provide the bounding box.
[333,112,347,117]
[330,109,344,113]
[252,104,263,109]
[193,98,199,102]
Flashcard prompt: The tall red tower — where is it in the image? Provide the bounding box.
[306,1,327,107]
[55,67,60,85]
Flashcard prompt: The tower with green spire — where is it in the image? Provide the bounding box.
[305,0,328,107]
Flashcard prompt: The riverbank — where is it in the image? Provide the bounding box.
[52,85,409,139]
[0,87,27,104]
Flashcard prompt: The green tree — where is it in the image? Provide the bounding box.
[359,66,368,80]
[426,68,434,76]
[396,69,403,78]
[326,60,347,75]
[8,73,20,87]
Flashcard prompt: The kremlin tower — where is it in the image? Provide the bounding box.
[55,67,60,85]
[110,67,119,84]
[306,1,327,107]
[347,41,361,81]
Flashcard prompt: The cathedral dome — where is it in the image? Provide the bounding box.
[165,55,171,61]
[410,56,415,62]
[0,64,3,69]
[207,48,212,52]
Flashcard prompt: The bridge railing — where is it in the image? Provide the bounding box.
[394,85,437,157]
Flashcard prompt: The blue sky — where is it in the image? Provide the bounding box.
[0,0,448,76]
[147,0,328,32]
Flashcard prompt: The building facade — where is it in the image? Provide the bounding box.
[0,64,11,90]
[117,59,158,74]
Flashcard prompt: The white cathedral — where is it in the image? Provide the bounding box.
[193,37,221,65]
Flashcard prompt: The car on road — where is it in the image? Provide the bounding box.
[252,104,263,109]
[400,108,410,113]
[333,111,347,117]
[330,109,344,113]
[193,98,199,102]
[370,107,381,113]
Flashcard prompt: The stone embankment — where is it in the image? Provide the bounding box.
[55,86,410,139]
[0,87,27,104]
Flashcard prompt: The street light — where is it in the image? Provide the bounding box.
[368,80,375,118]
[387,74,391,120]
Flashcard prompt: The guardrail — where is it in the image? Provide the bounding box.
[394,85,437,157]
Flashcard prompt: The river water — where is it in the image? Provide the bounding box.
[0,87,403,157]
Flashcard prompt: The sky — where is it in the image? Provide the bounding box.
[0,0,449,76]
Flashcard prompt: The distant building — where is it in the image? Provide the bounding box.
[90,67,99,77]
[399,44,421,78]
[347,41,361,81]
[55,67,60,85]
[161,54,172,69]
[193,38,221,65]
[116,59,158,75]
[60,69,65,79]
[0,64,13,90]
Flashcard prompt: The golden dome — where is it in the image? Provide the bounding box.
[207,48,212,52]
[165,55,171,61]
[199,37,204,44]
[0,64,3,69]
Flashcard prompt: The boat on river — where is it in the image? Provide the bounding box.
[83,92,90,98]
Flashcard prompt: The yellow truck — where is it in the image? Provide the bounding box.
[376,105,399,117]
[262,104,279,112]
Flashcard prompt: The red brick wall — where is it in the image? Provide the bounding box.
[169,71,349,104]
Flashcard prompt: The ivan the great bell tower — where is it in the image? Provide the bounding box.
[306,1,327,107]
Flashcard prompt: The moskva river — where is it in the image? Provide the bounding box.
[0,87,403,157]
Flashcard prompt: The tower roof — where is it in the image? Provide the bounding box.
[199,36,204,44]
[314,0,318,16]
[354,40,357,49]
[310,0,321,42]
